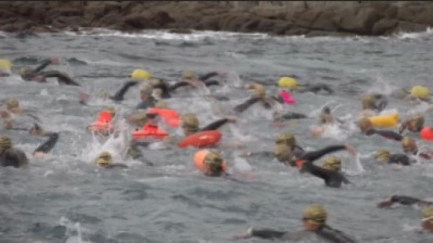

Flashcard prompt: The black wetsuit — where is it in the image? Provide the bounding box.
[275,112,308,121]
[136,98,157,110]
[234,97,271,113]
[22,59,80,86]
[298,145,350,188]
[33,132,59,154]
[200,118,231,132]
[0,147,28,168]
[299,83,334,95]
[248,224,356,243]
[111,80,172,102]
[386,153,413,166]
[388,195,433,206]
[365,129,403,141]
[170,72,220,92]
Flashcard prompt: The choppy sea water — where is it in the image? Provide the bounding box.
[1,29,433,243]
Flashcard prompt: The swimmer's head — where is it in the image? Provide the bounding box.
[29,123,44,136]
[0,135,12,153]
[203,150,225,174]
[104,107,116,117]
[321,156,342,172]
[401,137,417,153]
[131,69,151,81]
[361,94,376,110]
[274,144,294,165]
[251,86,266,99]
[182,70,196,80]
[94,151,113,167]
[150,78,162,86]
[374,149,391,162]
[6,98,19,110]
[128,112,148,127]
[422,206,433,232]
[278,77,298,91]
[358,117,373,133]
[154,100,167,109]
[275,132,296,148]
[407,113,424,132]
[20,67,31,78]
[181,113,199,135]
[302,204,327,231]
[140,84,153,100]
[152,88,163,101]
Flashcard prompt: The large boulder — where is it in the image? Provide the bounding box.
[334,6,382,34]
[372,18,398,35]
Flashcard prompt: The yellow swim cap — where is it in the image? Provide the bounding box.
[94,151,113,167]
[131,69,151,81]
[422,206,433,221]
[408,113,424,132]
[20,67,31,77]
[358,117,373,133]
[181,113,199,132]
[374,149,391,162]
[321,156,342,172]
[274,144,293,163]
[0,135,12,151]
[140,84,153,96]
[302,204,327,224]
[401,137,417,153]
[182,70,196,80]
[0,59,12,68]
[275,132,296,147]
[6,98,19,109]
[410,85,430,101]
[204,150,224,173]
[278,77,298,90]
[361,94,376,110]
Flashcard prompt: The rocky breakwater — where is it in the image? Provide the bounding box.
[0,1,433,37]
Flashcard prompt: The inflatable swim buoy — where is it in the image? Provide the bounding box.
[147,108,180,128]
[279,90,296,104]
[420,127,433,141]
[193,149,227,172]
[132,123,168,140]
[87,111,113,134]
[178,130,222,148]
[367,113,399,128]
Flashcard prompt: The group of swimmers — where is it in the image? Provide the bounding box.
[1,57,433,242]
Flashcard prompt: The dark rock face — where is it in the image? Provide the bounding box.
[1,1,433,37]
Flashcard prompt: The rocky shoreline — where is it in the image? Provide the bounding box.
[0,1,433,37]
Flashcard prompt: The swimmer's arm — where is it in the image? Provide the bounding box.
[234,97,260,113]
[33,132,59,154]
[204,80,219,87]
[31,59,52,74]
[301,163,332,183]
[299,145,346,162]
[201,118,235,131]
[199,72,218,81]
[169,81,189,91]
[41,71,80,86]
[111,81,139,101]
[372,129,403,141]
[234,228,287,240]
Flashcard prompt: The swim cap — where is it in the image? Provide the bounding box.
[154,100,167,109]
[128,112,148,127]
[150,78,162,86]
[251,86,266,99]
[358,118,373,133]
[94,151,113,167]
[408,113,424,132]
[182,70,196,80]
[410,85,430,101]
[152,88,163,100]
[361,94,376,110]
[20,67,31,77]
[274,144,293,163]
[140,84,153,96]
[278,77,298,90]
[6,98,19,109]
[131,69,151,81]
[401,137,417,153]
[181,113,199,133]
[275,132,296,147]
[321,156,342,172]
[0,59,12,68]
[104,107,116,117]
[374,149,391,162]
[0,135,12,151]
[204,150,224,173]
[422,206,433,220]
[302,204,327,224]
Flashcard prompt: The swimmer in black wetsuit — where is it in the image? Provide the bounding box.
[110,78,172,102]
[234,83,273,113]
[298,83,334,95]
[401,137,433,160]
[358,118,403,141]
[274,143,354,188]
[93,151,129,169]
[180,113,236,137]
[373,149,413,166]
[170,70,223,92]
[32,132,60,159]
[399,113,424,134]
[20,57,79,86]
[234,204,356,242]
[136,84,157,110]
[0,135,28,168]
[275,132,305,158]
